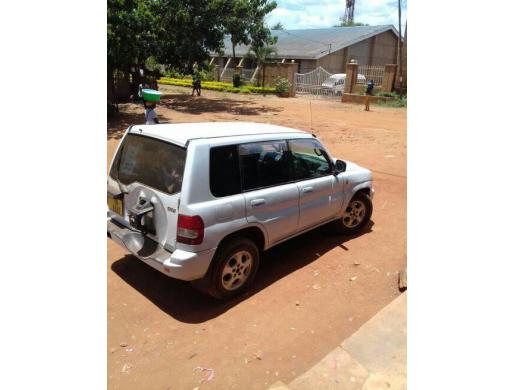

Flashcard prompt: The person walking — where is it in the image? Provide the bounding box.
[191,63,202,97]
[138,82,149,104]
[364,79,374,111]
[143,100,159,125]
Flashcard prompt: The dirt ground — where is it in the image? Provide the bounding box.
[107,86,406,390]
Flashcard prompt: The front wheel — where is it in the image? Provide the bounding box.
[335,192,373,235]
[192,237,260,300]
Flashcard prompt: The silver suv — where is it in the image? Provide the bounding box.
[107,122,374,299]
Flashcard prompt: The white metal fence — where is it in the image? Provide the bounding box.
[357,65,385,86]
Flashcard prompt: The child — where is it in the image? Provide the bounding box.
[192,78,202,96]
[143,100,159,125]
[138,82,149,103]
[364,79,374,111]
[191,62,202,96]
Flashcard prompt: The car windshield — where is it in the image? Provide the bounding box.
[110,134,186,195]
[323,76,344,86]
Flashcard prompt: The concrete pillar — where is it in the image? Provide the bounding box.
[279,62,297,97]
[344,61,359,94]
[383,64,398,92]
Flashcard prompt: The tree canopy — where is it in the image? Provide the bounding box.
[270,22,284,30]
[221,0,277,59]
[107,0,278,73]
[334,20,369,27]
[107,0,157,72]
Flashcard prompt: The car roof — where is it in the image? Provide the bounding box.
[129,121,308,147]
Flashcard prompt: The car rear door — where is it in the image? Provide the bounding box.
[288,138,340,231]
[239,140,299,245]
[107,133,185,251]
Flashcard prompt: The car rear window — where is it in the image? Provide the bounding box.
[110,134,186,195]
[210,145,241,197]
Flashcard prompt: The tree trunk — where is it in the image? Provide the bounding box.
[108,67,118,112]
[262,62,265,91]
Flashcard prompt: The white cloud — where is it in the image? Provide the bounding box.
[268,0,407,30]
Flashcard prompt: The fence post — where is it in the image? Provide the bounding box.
[383,64,398,92]
[344,61,358,94]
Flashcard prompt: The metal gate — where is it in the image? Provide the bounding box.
[357,65,385,86]
[294,66,340,99]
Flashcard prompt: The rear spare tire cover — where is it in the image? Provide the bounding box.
[125,185,168,246]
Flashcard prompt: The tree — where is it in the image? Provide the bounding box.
[246,43,277,88]
[153,0,227,72]
[222,0,277,61]
[271,22,284,30]
[248,0,278,51]
[107,0,278,102]
[334,19,368,27]
[222,0,250,61]
[107,0,158,107]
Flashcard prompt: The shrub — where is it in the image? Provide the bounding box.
[376,93,407,108]
[163,68,186,79]
[274,77,291,94]
[376,91,399,99]
[233,73,242,88]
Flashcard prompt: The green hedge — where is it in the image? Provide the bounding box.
[158,78,276,94]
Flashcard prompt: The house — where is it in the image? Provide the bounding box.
[212,25,400,76]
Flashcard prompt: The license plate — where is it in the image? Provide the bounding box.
[107,195,123,216]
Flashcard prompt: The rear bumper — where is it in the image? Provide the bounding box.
[107,219,215,281]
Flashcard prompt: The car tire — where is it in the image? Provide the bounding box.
[335,191,373,235]
[192,237,260,300]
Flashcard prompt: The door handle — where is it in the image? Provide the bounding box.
[301,187,314,194]
[250,199,266,208]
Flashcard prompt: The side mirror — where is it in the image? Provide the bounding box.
[334,159,346,174]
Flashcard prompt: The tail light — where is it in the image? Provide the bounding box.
[177,214,204,245]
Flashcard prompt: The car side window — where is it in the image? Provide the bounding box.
[210,145,241,197]
[239,141,291,191]
[289,139,332,180]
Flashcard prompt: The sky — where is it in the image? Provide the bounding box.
[267,0,407,31]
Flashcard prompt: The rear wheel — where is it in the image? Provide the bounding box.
[335,192,373,235]
[192,237,260,300]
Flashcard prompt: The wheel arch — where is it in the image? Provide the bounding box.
[356,187,371,197]
[342,181,373,213]
[217,225,267,253]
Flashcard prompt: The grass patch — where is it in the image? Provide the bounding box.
[376,92,407,107]
[158,78,276,94]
